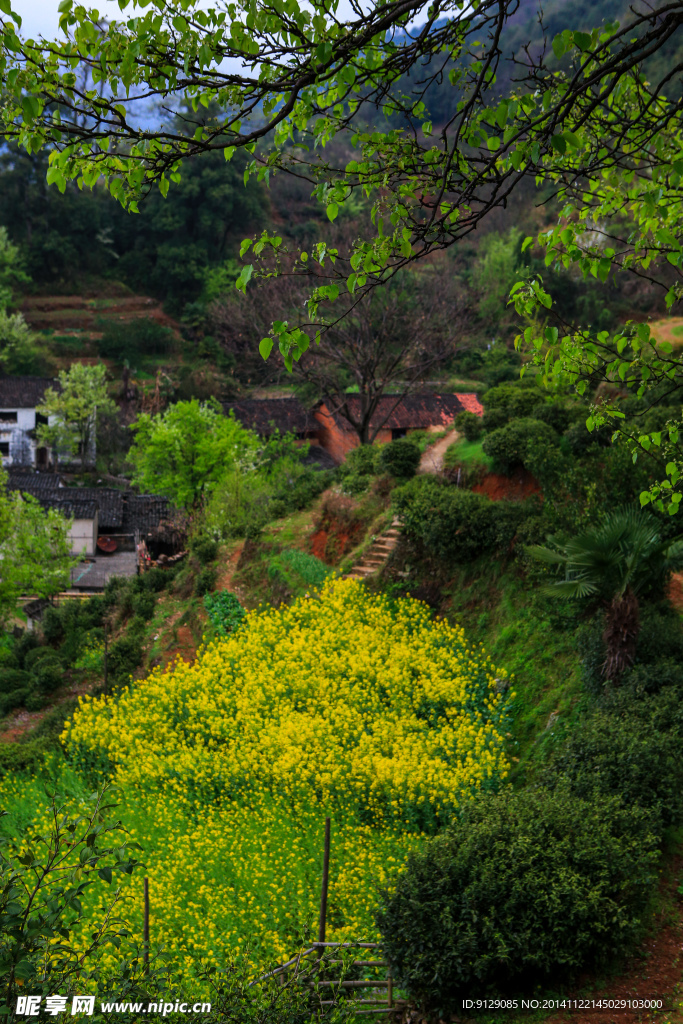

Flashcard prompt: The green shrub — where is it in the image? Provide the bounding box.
[107,634,143,682]
[378,438,421,480]
[204,591,246,636]
[482,382,542,419]
[195,566,218,596]
[544,700,683,829]
[23,647,60,672]
[624,657,683,696]
[191,536,219,565]
[0,668,30,694]
[132,591,156,621]
[25,688,47,712]
[34,661,63,694]
[14,632,39,668]
[0,738,49,775]
[481,407,508,432]
[0,687,30,716]
[393,477,522,562]
[346,445,380,475]
[377,786,659,1009]
[454,411,484,441]
[482,418,559,475]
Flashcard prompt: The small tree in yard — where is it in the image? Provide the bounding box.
[37,363,115,469]
[128,399,261,511]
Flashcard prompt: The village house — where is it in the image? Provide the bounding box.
[0,375,97,470]
[313,392,479,463]
[0,377,54,469]
[6,471,172,591]
[226,391,483,464]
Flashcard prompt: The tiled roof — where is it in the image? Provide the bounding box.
[8,472,61,493]
[54,487,124,529]
[319,393,465,432]
[455,393,484,416]
[122,494,171,536]
[39,497,98,519]
[0,376,58,408]
[226,398,314,436]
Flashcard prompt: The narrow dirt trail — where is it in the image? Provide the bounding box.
[417,429,460,474]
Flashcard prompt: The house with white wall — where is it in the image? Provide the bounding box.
[0,377,56,469]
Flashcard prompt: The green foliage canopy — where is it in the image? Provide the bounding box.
[128,399,261,510]
[37,363,115,466]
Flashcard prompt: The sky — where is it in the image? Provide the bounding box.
[14,0,122,39]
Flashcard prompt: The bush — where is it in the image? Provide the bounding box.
[544,700,683,829]
[481,407,508,432]
[454,411,484,441]
[346,445,380,475]
[0,668,30,694]
[25,688,47,712]
[34,661,63,694]
[0,739,49,775]
[14,632,39,668]
[132,591,156,621]
[482,418,559,475]
[107,634,143,682]
[393,477,522,562]
[377,786,659,1009]
[378,438,421,480]
[482,382,542,419]
[195,566,218,596]
[191,536,218,565]
[0,687,30,716]
[23,647,60,672]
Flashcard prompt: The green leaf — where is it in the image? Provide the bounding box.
[235,264,253,293]
[326,202,339,222]
[98,866,113,884]
[550,135,566,154]
[259,336,273,360]
[521,236,534,252]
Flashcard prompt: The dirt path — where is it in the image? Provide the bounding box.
[418,429,460,474]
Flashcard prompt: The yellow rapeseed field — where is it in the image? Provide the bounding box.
[2,579,512,969]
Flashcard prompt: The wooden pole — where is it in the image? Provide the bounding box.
[103,624,108,691]
[143,877,150,969]
[317,818,331,953]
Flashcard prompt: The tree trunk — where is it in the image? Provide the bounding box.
[602,587,640,683]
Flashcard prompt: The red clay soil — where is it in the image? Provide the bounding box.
[667,573,683,613]
[20,294,181,337]
[472,469,542,502]
[309,523,364,564]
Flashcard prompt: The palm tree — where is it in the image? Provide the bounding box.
[528,507,683,682]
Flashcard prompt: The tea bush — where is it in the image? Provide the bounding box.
[393,477,523,562]
[377,786,659,1010]
[378,438,421,480]
[482,418,559,475]
[454,411,484,441]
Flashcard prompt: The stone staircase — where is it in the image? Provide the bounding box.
[344,518,402,581]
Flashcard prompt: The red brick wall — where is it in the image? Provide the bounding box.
[314,406,358,464]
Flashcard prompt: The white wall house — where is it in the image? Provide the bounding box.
[0,377,54,469]
[0,376,95,470]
